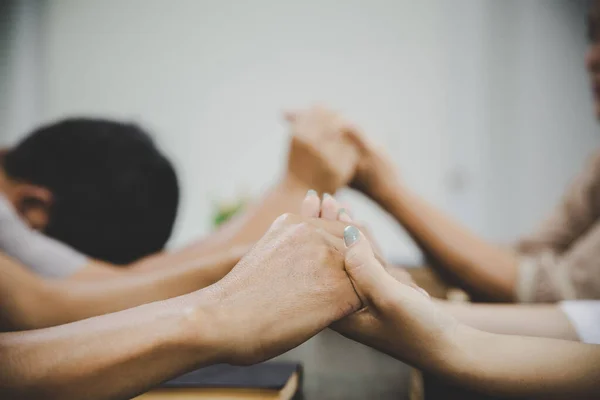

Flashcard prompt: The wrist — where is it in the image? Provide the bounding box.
[374,179,408,210]
[281,171,333,196]
[172,287,229,365]
[438,323,487,383]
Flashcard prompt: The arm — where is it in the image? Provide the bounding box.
[352,132,600,302]
[379,183,519,301]
[0,247,245,331]
[172,106,359,258]
[334,225,600,399]
[436,300,579,341]
[348,131,518,300]
[0,295,220,400]
[448,327,600,398]
[0,213,361,400]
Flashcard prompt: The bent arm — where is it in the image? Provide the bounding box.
[380,184,518,301]
[174,175,310,258]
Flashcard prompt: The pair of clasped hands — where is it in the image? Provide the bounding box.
[196,190,458,372]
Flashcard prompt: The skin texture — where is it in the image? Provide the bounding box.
[0,248,246,331]
[341,0,600,303]
[0,106,361,331]
[347,124,519,301]
[437,301,579,341]
[179,105,360,258]
[0,212,361,400]
[305,193,600,399]
[0,106,360,278]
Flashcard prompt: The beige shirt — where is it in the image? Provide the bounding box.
[516,151,600,302]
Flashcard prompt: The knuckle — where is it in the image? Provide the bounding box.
[296,221,314,236]
[273,212,295,227]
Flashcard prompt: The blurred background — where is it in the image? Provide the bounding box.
[1,0,597,263]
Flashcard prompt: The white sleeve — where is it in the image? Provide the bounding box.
[559,300,600,344]
[0,194,88,278]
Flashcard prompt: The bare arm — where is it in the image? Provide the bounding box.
[380,183,518,300]
[0,213,361,400]
[0,248,245,331]
[348,129,518,301]
[172,106,359,258]
[174,175,310,257]
[436,300,579,341]
[0,295,218,400]
[448,326,600,398]
[334,224,600,399]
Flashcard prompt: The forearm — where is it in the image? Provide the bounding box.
[447,326,600,398]
[437,300,579,341]
[0,293,219,400]
[1,249,243,331]
[55,249,243,323]
[381,183,518,300]
[176,174,309,257]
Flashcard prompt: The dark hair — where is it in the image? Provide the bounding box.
[4,118,179,264]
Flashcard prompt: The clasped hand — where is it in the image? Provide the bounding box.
[197,190,451,369]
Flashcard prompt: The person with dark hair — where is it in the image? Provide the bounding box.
[0,107,361,331]
[4,192,600,400]
[0,209,364,400]
[2,118,179,265]
[0,109,357,279]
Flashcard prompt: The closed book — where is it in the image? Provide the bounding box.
[134,362,302,400]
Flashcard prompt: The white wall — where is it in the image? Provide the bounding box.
[0,0,44,145]
[4,0,597,260]
[40,0,454,260]
[482,0,599,242]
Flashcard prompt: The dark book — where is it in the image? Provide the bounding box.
[134,362,302,400]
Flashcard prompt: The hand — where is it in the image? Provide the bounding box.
[284,106,359,194]
[302,191,459,371]
[202,212,362,365]
[301,190,415,288]
[346,127,401,203]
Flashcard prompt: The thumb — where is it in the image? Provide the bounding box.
[343,225,396,304]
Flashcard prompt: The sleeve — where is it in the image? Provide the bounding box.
[515,151,600,302]
[516,151,600,255]
[0,194,88,278]
[560,300,600,344]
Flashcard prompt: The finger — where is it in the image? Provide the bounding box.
[272,213,347,238]
[385,265,417,287]
[338,208,353,223]
[320,193,340,220]
[344,125,372,153]
[339,201,353,215]
[343,226,397,304]
[301,190,321,218]
[330,308,377,335]
[358,223,385,259]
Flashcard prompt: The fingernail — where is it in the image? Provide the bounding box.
[338,208,347,216]
[343,225,360,247]
[307,189,317,197]
[323,192,332,200]
[417,287,431,299]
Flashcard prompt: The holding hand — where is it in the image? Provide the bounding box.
[285,106,359,194]
[301,190,460,373]
[345,127,402,203]
[201,211,362,366]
